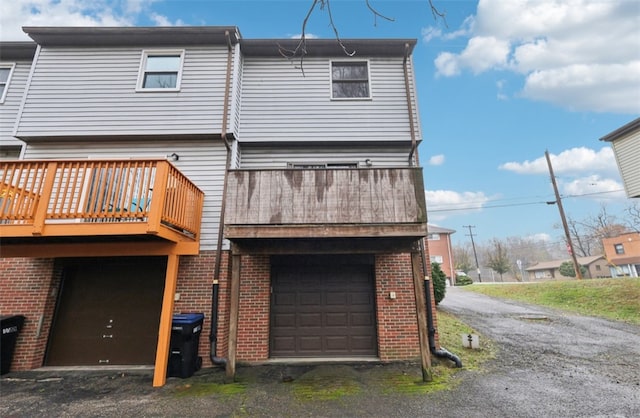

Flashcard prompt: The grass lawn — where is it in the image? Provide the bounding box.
[464,278,640,325]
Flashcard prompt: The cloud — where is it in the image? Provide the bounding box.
[0,0,168,41]
[290,33,319,40]
[561,174,626,199]
[499,147,618,175]
[431,0,640,114]
[428,154,445,166]
[426,190,491,221]
[527,233,552,242]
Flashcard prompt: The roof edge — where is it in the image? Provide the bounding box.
[599,117,640,142]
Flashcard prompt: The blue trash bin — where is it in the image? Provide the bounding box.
[167,313,204,378]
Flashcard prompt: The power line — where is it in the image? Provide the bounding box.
[428,189,626,213]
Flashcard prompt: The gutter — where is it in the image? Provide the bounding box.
[210,30,235,367]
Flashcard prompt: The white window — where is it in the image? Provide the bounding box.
[614,243,625,255]
[430,255,444,264]
[137,50,185,91]
[427,233,440,240]
[0,64,16,103]
[331,61,370,99]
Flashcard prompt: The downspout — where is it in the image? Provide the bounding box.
[403,43,462,368]
[210,30,235,367]
[403,44,418,166]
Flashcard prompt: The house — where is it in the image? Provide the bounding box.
[0,26,442,386]
[426,225,456,282]
[602,232,640,277]
[599,117,640,198]
[0,42,36,159]
[525,255,609,280]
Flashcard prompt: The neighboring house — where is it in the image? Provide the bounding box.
[0,42,35,159]
[525,255,609,280]
[0,27,437,386]
[599,117,640,198]
[426,225,455,281]
[602,232,640,277]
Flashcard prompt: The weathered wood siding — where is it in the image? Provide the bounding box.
[238,56,421,143]
[226,168,426,225]
[1,59,32,150]
[23,140,227,250]
[15,46,235,139]
[611,131,640,197]
[239,145,411,168]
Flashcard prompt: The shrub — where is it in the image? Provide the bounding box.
[455,275,473,286]
[431,262,447,304]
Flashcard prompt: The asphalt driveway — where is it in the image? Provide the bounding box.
[1,286,638,417]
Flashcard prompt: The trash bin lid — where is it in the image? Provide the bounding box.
[172,313,204,324]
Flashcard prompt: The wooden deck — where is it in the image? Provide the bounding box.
[224,168,427,239]
[0,159,204,255]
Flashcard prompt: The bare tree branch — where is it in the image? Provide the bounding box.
[281,0,447,73]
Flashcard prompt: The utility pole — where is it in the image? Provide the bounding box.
[464,225,482,282]
[545,150,583,280]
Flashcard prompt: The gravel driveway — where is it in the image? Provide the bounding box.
[1,286,638,417]
[438,286,640,417]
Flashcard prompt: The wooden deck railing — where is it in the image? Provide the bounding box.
[225,168,426,230]
[0,159,203,240]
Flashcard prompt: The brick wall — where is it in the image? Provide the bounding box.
[0,257,59,371]
[374,253,420,361]
[173,250,237,368]
[235,254,270,362]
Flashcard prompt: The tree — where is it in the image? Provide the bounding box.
[624,201,640,232]
[559,261,588,278]
[562,205,628,256]
[452,244,474,274]
[285,0,445,62]
[431,262,447,304]
[485,239,511,281]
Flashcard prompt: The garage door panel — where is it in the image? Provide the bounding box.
[299,336,322,351]
[326,312,348,326]
[326,292,347,305]
[299,313,322,327]
[271,259,377,357]
[351,312,375,326]
[45,257,165,366]
[273,313,296,327]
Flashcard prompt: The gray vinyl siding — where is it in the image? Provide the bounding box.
[23,140,228,250]
[1,60,31,149]
[238,56,421,143]
[611,131,640,198]
[239,145,411,169]
[16,46,234,139]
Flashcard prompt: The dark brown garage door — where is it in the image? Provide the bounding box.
[270,256,377,357]
[45,256,166,366]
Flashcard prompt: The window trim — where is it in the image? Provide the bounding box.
[330,60,372,100]
[0,63,16,104]
[614,243,625,255]
[136,50,185,92]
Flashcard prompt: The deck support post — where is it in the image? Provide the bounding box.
[153,254,180,387]
[411,250,433,382]
[226,252,241,380]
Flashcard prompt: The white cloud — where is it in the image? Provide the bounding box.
[527,233,552,242]
[0,1,169,41]
[426,190,491,221]
[290,33,319,40]
[428,154,445,166]
[499,147,618,175]
[561,174,625,199]
[431,0,640,114]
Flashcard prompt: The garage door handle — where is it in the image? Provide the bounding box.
[102,334,113,339]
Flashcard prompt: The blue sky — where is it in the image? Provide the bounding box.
[2,0,639,247]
